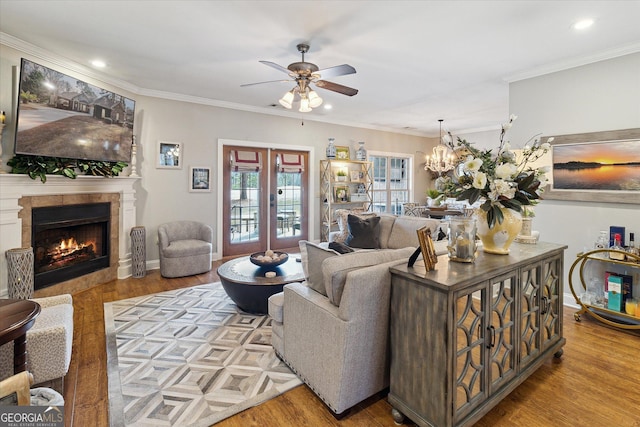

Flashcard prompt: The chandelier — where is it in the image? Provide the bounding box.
[424,119,455,175]
[279,80,323,113]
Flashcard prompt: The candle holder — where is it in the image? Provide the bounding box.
[447,217,477,263]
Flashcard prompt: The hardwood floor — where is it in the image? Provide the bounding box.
[49,260,640,427]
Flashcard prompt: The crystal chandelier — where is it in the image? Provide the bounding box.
[424,119,455,175]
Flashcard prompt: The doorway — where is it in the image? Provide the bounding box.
[221,144,309,257]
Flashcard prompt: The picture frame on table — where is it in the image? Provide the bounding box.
[417,226,438,271]
[157,141,182,169]
[189,166,211,192]
[335,146,350,160]
[350,170,362,182]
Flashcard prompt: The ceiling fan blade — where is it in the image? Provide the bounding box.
[316,64,356,79]
[241,79,291,87]
[315,80,359,96]
[259,60,291,74]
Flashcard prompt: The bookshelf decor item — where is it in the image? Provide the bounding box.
[335,146,350,160]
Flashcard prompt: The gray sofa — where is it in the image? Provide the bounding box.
[267,213,448,416]
[269,245,415,416]
[158,221,213,278]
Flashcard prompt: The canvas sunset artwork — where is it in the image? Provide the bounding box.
[552,139,640,191]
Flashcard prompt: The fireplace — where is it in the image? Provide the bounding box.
[32,203,110,290]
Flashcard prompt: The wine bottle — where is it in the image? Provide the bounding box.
[609,233,626,261]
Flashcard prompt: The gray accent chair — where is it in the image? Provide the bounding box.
[158,221,213,278]
[268,246,416,416]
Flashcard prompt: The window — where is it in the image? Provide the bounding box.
[370,154,412,214]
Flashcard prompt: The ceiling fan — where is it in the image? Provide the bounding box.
[241,43,358,112]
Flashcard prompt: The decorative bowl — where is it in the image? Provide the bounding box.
[249,251,289,268]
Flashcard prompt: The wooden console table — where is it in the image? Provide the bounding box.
[389,242,567,427]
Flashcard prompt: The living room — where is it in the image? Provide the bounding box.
[1,2,639,427]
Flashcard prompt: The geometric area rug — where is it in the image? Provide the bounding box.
[104,282,302,427]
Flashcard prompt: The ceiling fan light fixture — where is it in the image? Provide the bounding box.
[308,89,323,108]
[279,90,294,109]
[299,97,312,113]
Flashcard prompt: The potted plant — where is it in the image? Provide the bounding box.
[426,189,443,207]
[336,169,348,182]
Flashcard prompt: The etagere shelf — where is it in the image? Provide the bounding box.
[319,159,373,242]
[569,248,640,329]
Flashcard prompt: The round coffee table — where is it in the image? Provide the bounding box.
[217,255,304,314]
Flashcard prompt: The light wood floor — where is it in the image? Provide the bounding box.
[49,259,640,427]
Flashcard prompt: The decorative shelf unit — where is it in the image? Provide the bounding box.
[319,159,373,242]
[569,248,640,329]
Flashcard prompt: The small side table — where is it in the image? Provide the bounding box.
[0,299,41,374]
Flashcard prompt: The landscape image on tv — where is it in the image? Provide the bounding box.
[15,58,135,163]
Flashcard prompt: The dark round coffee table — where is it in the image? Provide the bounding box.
[217,255,304,314]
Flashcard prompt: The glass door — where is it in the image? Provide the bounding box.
[223,146,268,256]
[222,146,308,256]
[270,149,308,250]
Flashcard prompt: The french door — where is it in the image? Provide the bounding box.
[222,145,308,257]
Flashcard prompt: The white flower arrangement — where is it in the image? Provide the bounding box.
[437,115,552,228]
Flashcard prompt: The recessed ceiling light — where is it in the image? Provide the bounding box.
[324,104,333,110]
[91,59,106,68]
[573,19,594,30]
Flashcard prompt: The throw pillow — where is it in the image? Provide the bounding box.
[333,209,377,243]
[328,241,354,254]
[304,241,339,296]
[346,214,381,249]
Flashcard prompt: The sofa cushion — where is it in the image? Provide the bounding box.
[302,241,340,296]
[346,214,381,249]
[333,209,377,243]
[387,216,440,249]
[323,247,415,306]
[162,239,212,258]
[377,213,397,249]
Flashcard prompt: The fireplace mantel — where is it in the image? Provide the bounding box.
[0,174,139,297]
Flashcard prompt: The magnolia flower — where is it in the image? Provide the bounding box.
[540,142,551,151]
[472,172,487,189]
[489,179,516,200]
[464,157,483,172]
[495,163,517,180]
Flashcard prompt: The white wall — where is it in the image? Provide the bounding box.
[509,53,640,300]
[0,42,431,264]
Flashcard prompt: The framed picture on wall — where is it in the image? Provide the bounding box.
[157,141,182,169]
[189,166,211,192]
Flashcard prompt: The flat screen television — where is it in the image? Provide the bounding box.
[14,58,135,163]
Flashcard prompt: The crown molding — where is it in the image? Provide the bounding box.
[1,32,427,138]
[504,41,640,83]
[0,32,141,94]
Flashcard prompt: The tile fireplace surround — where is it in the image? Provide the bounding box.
[0,174,139,297]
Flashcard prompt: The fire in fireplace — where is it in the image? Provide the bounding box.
[32,203,110,290]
